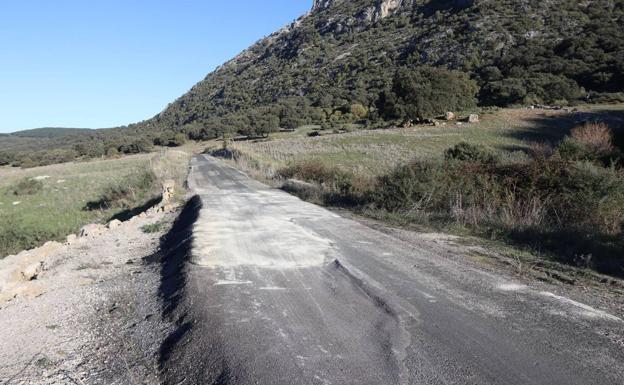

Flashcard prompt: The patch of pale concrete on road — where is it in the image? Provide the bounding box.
[192,186,338,268]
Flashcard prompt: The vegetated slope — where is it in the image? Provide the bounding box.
[0,125,155,167]
[141,0,624,137]
[10,127,93,138]
[2,0,623,167]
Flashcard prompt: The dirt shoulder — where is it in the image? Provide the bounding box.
[0,209,177,385]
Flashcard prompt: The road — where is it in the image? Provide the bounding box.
[159,154,624,385]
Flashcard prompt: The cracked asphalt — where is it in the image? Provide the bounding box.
[159,154,624,385]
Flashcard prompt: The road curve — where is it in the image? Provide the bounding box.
[159,154,624,385]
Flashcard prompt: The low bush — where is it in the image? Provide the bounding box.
[277,159,370,205]
[570,122,613,154]
[372,152,624,276]
[555,122,621,166]
[10,178,44,196]
[444,142,498,164]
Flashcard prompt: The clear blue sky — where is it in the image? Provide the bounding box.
[0,1,311,133]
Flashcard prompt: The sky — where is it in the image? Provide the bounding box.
[0,1,311,133]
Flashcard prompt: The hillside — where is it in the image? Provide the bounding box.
[1,0,623,167]
[9,127,93,138]
[140,0,624,137]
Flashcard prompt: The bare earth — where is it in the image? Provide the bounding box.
[0,211,176,384]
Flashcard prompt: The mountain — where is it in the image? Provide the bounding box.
[2,0,623,168]
[138,0,624,137]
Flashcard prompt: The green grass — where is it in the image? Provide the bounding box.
[0,147,192,258]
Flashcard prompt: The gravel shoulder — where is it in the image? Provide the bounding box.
[0,210,177,385]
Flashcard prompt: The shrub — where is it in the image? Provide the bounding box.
[570,122,613,154]
[555,123,621,166]
[10,178,44,196]
[444,142,498,164]
[277,159,366,205]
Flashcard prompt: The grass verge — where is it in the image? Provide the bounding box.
[0,147,193,258]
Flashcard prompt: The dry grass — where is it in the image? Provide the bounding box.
[570,122,614,153]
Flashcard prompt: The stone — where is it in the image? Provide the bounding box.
[161,180,176,203]
[163,204,176,213]
[22,262,45,281]
[107,219,122,229]
[66,234,77,244]
[468,114,480,123]
[79,224,106,238]
[445,112,456,121]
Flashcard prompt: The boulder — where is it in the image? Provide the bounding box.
[66,234,77,244]
[79,224,106,238]
[161,180,176,203]
[445,112,456,121]
[21,261,45,281]
[107,219,122,229]
[163,203,176,213]
[468,114,480,123]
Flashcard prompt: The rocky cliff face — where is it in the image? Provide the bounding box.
[313,0,413,22]
[312,0,344,11]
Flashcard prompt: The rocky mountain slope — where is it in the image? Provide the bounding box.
[139,0,624,135]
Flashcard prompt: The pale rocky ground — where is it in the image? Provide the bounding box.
[0,208,177,385]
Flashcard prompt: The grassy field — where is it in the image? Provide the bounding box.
[219,105,624,179]
[0,147,193,258]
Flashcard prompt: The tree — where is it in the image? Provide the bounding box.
[380,66,479,121]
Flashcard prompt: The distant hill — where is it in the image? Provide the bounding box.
[10,127,93,138]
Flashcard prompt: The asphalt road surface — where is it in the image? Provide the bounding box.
[160,154,624,385]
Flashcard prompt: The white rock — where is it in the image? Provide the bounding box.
[107,219,122,229]
[468,114,480,123]
[12,201,21,205]
[22,261,45,281]
[66,234,78,244]
[79,224,106,238]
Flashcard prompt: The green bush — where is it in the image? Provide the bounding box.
[10,178,44,196]
[444,142,498,164]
